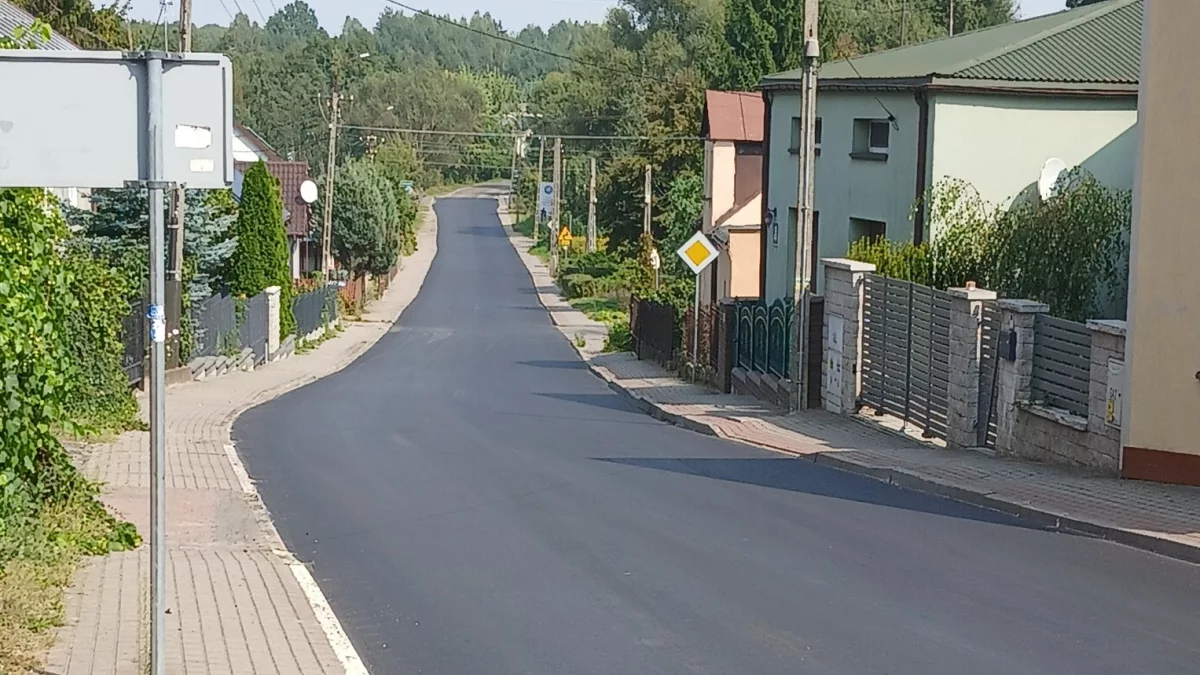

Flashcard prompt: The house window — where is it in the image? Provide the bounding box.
[852,119,890,160]
[790,117,822,156]
[849,217,886,245]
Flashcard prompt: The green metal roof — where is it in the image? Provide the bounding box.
[764,0,1141,89]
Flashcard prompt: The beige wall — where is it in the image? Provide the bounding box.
[1124,0,1200,472]
[930,93,1137,219]
[728,230,761,298]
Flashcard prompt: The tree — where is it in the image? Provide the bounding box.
[327,160,393,277]
[11,0,126,49]
[71,188,236,303]
[227,162,295,334]
[723,0,778,90]
[265,1,326,44]
[1066,0,1106,6]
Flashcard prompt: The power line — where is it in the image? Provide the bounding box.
[248,0,268,23]
[378,0,658,83]
[344,124,703,142]
[215,0,234,20]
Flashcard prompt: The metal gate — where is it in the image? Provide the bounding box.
[977,300,1001,448]
[860,275,953,439]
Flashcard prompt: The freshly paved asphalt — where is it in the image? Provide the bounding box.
[234,190,1200,675]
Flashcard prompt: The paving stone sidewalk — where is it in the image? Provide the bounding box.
[41,202,441,675]
[500,206,1200,566]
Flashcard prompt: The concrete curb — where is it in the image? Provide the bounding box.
[497,206,1200,567]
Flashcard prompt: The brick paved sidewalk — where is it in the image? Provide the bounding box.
[501,208,1200,566]
[41,202,442,675]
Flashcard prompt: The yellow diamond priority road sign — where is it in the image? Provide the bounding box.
[676,231,718,275]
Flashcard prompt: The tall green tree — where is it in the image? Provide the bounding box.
[227,162,294,334]
[327,160,394,276]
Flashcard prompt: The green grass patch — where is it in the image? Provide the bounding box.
[1,481,140,674]
[568,297,632,352]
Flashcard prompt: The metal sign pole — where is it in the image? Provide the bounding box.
[144,54,168,675]
[692,275,701,381]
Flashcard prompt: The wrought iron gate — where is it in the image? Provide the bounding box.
[860,275,953,439]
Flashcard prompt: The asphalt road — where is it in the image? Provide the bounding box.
[234,190,1200,675]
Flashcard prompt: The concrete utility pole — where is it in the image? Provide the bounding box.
[534,137,544,245]
[587,156,597,253]
[550,137,562,273]
[643,163,652,236]
[949,0,955,36]
[321,89,341,277]
[791,0,820,411]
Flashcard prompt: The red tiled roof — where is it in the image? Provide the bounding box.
[702,90,765,142]
[236,160,312,237]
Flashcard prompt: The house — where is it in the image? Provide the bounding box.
[758,0,1140,303]
[231,121,317,278]
[1122,0,1200,486]
[1,0,90,210]
[699,90,763,305]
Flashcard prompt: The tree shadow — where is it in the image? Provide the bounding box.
[596,456,1048,529]
[519,360,588,370]
[535,391,646,413]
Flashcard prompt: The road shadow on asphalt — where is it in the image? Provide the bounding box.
[536,391,646,413]
[596,456,1049,529]
[519,360,589,370]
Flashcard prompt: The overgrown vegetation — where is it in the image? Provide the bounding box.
[0,188,141,674]
[849,171,1132,321]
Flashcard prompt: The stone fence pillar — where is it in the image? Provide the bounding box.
[821,259,875,415]
[945,285,997,448]
[994,299,1049,456]
[265,286,281,358]
[1087,320,1127,469]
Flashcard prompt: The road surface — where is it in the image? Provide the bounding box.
[234,189,1200,675]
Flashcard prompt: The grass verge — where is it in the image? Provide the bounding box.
[568,297,632,352]
[0,480,140,674]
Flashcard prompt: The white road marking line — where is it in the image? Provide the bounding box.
[290,561,371,675]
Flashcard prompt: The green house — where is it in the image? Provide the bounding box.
[758,0,1140,303]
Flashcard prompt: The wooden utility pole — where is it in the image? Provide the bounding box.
[550,137,562,273]
[791,0,820,411]
[587,157,597,253]
[534,137,544,245]
[642,163,652,236]
[321,90,342,277]
[165,0,193,370]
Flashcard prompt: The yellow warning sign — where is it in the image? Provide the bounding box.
[558,226,573,248]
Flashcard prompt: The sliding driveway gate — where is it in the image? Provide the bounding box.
[860,275,953,439]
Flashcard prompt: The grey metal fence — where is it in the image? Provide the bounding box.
[191,293,237,359]
[293,288,328,337]
[977,300,1001,448]
[240,293,269,364]
[1032,313,1092,416]
[860,275,953,439]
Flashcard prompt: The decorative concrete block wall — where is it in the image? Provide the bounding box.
[265,286,281,358]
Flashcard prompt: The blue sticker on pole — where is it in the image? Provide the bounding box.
[147,304,165,343]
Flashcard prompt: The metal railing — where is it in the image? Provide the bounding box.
[630,295,680,367]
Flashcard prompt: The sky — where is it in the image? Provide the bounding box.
[128,0,1072,34]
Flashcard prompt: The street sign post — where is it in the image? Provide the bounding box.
[675,231,719,379]
[537,181,554,226]
[0,50,233,675]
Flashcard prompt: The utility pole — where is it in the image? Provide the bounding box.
[948,0,955,36]
[165,0,193,370]
[901,0,908,45]
[550,137,562,273]
[791,0,820,411]
[321,89,341,277]
[587,156,597,253]
[642,163,652,237]
[534,137,544,245]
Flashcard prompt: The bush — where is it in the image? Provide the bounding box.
[60,243,140,434]
[604,314,632,352]
[560,273,598,299]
